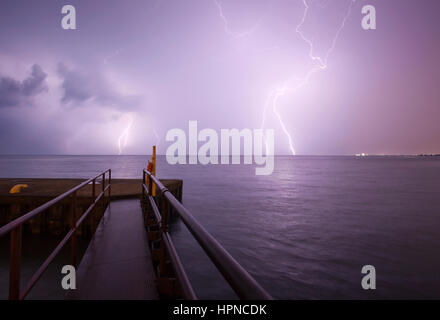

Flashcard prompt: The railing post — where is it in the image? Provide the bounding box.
[142,170,145,197]
[92,178,96,201]
[152,146,156,197]
[159,196,168,275]
[108,170,112,200]
[9,224,22,300]
[70,191,78,267]
[148,173,153,197]
[102,173,106,207]
[161,197,168,233]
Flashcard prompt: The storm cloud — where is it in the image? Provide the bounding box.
[57,63,141,110]
[0,64,47,108]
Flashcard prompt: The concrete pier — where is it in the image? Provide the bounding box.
[0,178,183,235]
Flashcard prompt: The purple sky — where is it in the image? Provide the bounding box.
[0,0,438,155]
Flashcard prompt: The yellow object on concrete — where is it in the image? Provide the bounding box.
[9,184,28,194]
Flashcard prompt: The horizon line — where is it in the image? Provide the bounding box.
[0,153,439,157]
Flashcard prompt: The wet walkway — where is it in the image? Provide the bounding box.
[73,199,158,299]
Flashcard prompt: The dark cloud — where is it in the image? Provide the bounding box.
[57,63,141,110]
[57,63,94,103]
[22,65,49,96]
[0,64,48,108]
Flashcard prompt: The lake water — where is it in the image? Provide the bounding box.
[1,155,440,299]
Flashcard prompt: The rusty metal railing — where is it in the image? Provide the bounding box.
[0,169,112,300]
[142,169,272,300]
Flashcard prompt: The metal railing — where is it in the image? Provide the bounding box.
[142,169,272,300]
[0,169,112,300]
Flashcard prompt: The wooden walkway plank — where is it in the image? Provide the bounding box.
[71,199,158,300]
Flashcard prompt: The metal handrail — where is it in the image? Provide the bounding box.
[143,184,162,224]
[143,169,272,300]
[143,180,196,299]
[0,169,111,237]
[0,169,111,300]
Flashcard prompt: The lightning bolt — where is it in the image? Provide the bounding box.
[116,113,160,155]
[214,0,356,155]
[266,0,356,155]
[118,114,134,155]
[214,0,259,39]
[296,0,355,69]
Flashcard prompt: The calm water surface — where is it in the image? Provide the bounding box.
[1,155,439,299]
